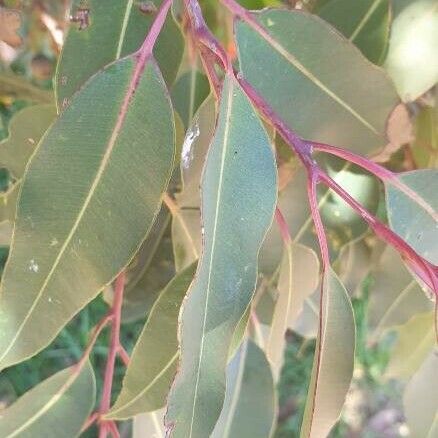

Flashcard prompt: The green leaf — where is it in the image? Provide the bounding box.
[368,246,433,340]
[133,409,166,438]
[165,74,277,437]
[171,69,210,128]
[403,351,438,437]
[0,361,95,438]
[385,312,435,380]
[55,0,183,109]
[385,169,438,265]
[235,9,398,155]
[0,73,53,103]
[0,183,19,225]
[0,104,56,178]
[211,340,276,438]
[411,104,438,168]
[107,263,196,420]
[317,0,391,64]
[267,243,319,378]
[385,0,438,101]
[0,56,175,370]
[300,268,355,438]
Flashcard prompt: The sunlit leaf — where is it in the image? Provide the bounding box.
[385,169,438,264]
[0,55,175,370]
[300,268,355,438]
[133,409,166,438]
[385,311,435,380]
[171,69,210,128]
[403,351,438,437]
[55,0,183,109]
[165,74,277,437]
[211,340,276,438]
[235,9,398,154]
[385,0,438,101]
[0,361,95,437]
[107,264,196,420]
[317,0,391,64]
[368,246,433,340]
[267,243,319,379]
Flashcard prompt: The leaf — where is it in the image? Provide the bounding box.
[0,361,95,437]
[267,243,319,379]
[368,246,433,340]
[0,55,175,370]
[300,268,355,438]
[235,9,399,155]
[0,104,56,178]
[0,73,53,103]
[385,169,438,265]
[0,183,19,225]
[106,264,196,420]
[317,0,391,64]
[172,95,216,270]
[385,312,435,380]
[0,7,22,48]
[55,0,183,109]
[133,409,166,438]
[403,351,438,438]
[171,69,210,128]
[165,74,277,437]
[385,0,438,101]
[411,104,438,168]
[211,340,276,438]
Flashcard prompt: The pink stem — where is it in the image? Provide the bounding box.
[275,207,292,245]
[117,344,130,367]
[98,272,126,438]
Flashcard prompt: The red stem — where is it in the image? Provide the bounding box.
[117,344,130,367]
[98,272,126,438]
[275,207,292,245]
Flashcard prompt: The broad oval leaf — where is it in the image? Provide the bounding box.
[55,0,183,109]
[300,268,355,438]
[235,9,399,154]
[165,74,277,437]
[0,360,95,438]
[0,56,175,370]
[107,263,196,420]
[385,0,438,102]
[211,340,276,438]
[385,169,438,265]
[317,0,391,64]
[403,351,438,438]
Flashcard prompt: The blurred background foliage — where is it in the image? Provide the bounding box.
[0,0,436,437]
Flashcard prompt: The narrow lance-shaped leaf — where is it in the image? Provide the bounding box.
[56,0,183,109]
[106,264,196,420]
[317,0,391,64]
[385,169,438,265]
[235,9,399,155]
[165,74,277,437]
[0,52,175,370]
[211,340,277,438]
[267,243,319,379]
[300,268,355,438]
[0,360,95,438]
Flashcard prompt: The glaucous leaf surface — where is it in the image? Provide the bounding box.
[55,0,183,109]
[368,246,433,340]
[172,95,216,270]
[403,351,438,437]
[107,264,196,419]
[300,268,355,438]
[133,409,166,438]
[385,0,438,101]
[385,169,438,265]
[235,9,398,155]
[267,243,319,379]
[317,0,391,64]
[171,69,210,128]
[385,311,435,380]
[0,56,175,370]
[0,104,56,178]
[165,74,277,438]
[211,340,276,438]
[0,361,95,438]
